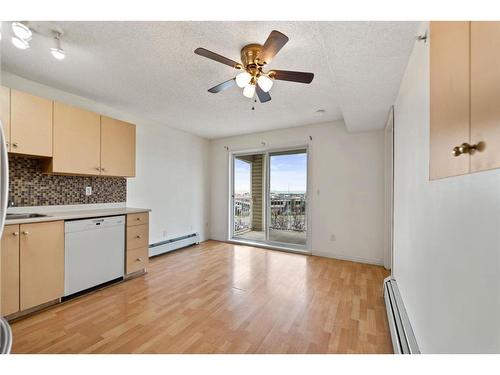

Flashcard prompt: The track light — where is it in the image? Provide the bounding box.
[11,36,30,50]
[11,22,32,41]
[50,32,65,60]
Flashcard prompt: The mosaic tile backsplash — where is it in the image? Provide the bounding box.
[9,155,127,207]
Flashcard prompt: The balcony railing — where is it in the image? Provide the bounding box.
[234,194,306,234]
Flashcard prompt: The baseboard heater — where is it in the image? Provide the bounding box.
[383,276,420,354]
[149,233,200,257]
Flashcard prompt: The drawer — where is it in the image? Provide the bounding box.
[127,224,148,250]
[127,212,149,227]
[126,247,148,274]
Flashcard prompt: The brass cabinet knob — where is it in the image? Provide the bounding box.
[452,142,482,157]
[13,231,19,236]
[136,258,142,262]
[22,231,29,235]
[12,142,18,148]
[95,167,101,171]
[136,235,141,239]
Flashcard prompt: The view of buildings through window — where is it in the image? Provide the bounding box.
[234,151,307,245]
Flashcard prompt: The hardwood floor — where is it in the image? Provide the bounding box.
[10,240,392,354]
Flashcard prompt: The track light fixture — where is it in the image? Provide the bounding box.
[10,22,67,60]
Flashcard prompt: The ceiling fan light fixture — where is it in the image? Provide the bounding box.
[11,22,32,41]
[243,84,256,98]
[236,71,252,88]
[257,75,273,93]
[11,36,30,50]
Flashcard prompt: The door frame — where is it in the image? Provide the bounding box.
[228,144,312,254]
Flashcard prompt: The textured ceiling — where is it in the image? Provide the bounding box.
[0,21,418,138]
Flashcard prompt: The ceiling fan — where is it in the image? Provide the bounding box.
[194,30,314,103]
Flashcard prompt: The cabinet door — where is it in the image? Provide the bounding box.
[1,225,20,316]
[11,89,53,157]
[470,22,500,172]
[52,102,101,175]
[430,22,471,180]
[20,221,64,310]
[100,116,136,177]
[0,86,11,151]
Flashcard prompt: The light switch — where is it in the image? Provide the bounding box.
[85,186,92,196]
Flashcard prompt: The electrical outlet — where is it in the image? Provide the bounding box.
[85,186,92,196]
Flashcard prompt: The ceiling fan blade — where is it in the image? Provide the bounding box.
[270,70,314,84]
[195,47,241,69]
[260,30,289,64]
[256,84,271,103]
[208,78,236,93]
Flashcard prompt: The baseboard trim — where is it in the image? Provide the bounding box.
[312,251,384,266]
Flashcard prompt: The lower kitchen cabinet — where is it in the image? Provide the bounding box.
[19,221,65,311]
[1,225,20,316]
[125,213,149,275]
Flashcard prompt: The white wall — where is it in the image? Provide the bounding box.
[1,72,210,243]
[209,121,386,265]
[393,22,500,353]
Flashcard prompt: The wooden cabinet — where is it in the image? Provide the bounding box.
[125,212,149,275]
[19,221,64,311]
[1,225,20,316]
[430,21,500,179]
[101,116,136,177]
[430,22,471,179]
[10,89,53,157]
[470,22,500,173]
[0,86,11,150]
[3,87,136,177]
[46,102,101,175]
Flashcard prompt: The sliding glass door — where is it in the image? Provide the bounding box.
[231,147,308,251]
[268,150,307,246]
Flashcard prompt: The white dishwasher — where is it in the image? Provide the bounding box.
[64,215,125,296]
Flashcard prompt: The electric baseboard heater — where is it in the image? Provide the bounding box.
[383,276,420,354]
[149,233,200,257]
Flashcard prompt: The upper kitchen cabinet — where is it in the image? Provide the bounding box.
[101,116,136,177]
[430,22,471,180]
[45,102,101,175]
[10,89,53,157]
[470,22,500,173]
[430,21,500,179]
[0,86,11,150]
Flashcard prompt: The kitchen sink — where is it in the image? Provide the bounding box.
[6,213,50,220]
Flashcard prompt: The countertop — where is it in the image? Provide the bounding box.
[5,207,151,225]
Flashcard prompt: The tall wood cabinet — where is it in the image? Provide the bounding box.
[430,21,500,179]
[10,89,53,157]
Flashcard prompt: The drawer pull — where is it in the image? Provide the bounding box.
[136,218,141,221]
[22,231,29,235]
[136,235,141,239]
[12,142,18,148]
[13,231,19,236]
[136,258,142,262]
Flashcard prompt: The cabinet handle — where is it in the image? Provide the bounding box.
[452,142,484,157]
[95,167,101,171]
[22,231,29,235]
[136,235,141,239]
[13,231,19,236]
[12,142,18,148]
[101,167,107,172]
[136,218,141,221]
[136,258,142,262]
